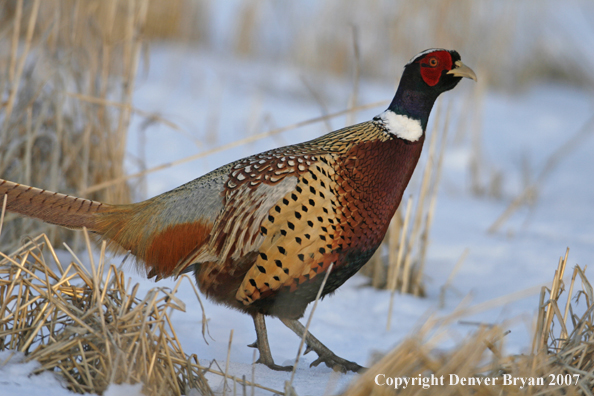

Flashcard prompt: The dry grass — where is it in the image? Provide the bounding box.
[343,248,594,395]
[0,229,288,395]
[0,0,149,250]
[0,231,213,395]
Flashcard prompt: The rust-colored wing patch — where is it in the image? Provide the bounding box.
[144,221,213,278]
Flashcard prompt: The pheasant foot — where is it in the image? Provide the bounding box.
[280,318,365,373]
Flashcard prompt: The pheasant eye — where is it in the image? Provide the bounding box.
[429,58,438,67]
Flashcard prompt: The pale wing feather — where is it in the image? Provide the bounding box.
[173,176,298,274]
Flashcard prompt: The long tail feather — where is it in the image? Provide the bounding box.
[0,179,112,231]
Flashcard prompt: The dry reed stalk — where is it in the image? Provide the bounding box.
[199,365,283,395]
[533,250,594,393]
[439,248,470,309]
[363,248,386,289]
[540,249,569,352]
[386,197,412,331]
[386,199,409,293]
[4,0,39,122]
[234,1,261,57]
[413,102,452,296]
[0,195,7,237]
[346,25,361,127]
[561,265,580,342]
[399,104,442,295]
[468,76,487,197]
[223,329,234,396]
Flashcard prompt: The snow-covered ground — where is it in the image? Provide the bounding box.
[1,46,593,395]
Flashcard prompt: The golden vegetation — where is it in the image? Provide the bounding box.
[0,230,287,395]
[0,232,213,395]
[344,249,594,395]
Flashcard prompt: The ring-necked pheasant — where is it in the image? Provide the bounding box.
[0,49,475,373]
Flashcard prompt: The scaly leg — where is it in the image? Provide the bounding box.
[279,318,365,373]
[250,313,292,371]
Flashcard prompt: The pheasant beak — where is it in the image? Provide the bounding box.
[447,60,477,81]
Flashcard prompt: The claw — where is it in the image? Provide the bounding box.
[279,318,365,374]
[310,356,325,368]
[309,353,365,373]
[247,340,258,348]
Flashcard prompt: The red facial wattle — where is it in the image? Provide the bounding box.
[419,50,453,87]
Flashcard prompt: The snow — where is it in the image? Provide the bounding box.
[0,352,143,396]
[0,352,68,395]
[103,384,144,396]
[2,47,594,395]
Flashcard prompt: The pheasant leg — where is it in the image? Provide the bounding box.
[251,313,293,371]
[279,318,365,373]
